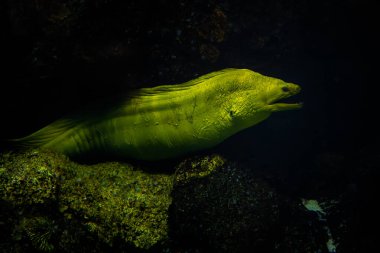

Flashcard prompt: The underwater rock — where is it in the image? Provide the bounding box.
[1,150,335,252]
[170,156,327,252]
[0,149,173,252]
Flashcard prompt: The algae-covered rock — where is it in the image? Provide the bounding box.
[0,149,173,252]
[1,150,329,252]
[0,150,64,206]
[59,161,173,249]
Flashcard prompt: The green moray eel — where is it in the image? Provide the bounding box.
[13,69,302,160]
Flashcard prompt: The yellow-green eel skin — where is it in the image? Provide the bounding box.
[14,69,302,160]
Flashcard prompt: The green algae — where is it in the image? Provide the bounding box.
[59,161,173,249]
[174,155,225,185]
[0,150,63,205]
[0,149,226,252]
[19,216,57,252]
[0,149,174,251]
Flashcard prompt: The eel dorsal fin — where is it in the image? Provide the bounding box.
[133,68,239,97]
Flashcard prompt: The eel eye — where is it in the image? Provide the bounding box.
[282,87,290,92]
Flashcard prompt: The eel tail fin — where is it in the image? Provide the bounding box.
[8,119,78,150]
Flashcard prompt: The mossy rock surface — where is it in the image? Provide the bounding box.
[0,149,173,252]
[59,160,173,249]
[0,150,329,252]
[0,150,64,206]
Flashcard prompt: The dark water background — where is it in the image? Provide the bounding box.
[1,0,379,251]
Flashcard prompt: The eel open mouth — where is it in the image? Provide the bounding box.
[266,83,303,112]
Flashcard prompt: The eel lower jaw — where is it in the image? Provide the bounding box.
[266,88,303,112]
[265,102,303,112]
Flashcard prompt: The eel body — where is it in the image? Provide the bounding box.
[14,69,302,160]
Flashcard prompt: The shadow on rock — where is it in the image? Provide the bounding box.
[169,155,327,252]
